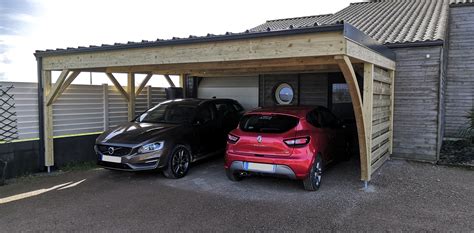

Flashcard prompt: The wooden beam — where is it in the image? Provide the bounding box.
[185,65,340,76]
[103,56,339,74]
[363,63,374,177]
[42,70,54,167]
[127,72,136,121]
[42,32,345,70]
[46,69,69,106]
[335,55,369,181]
[106,73,130,102]
[135,73,153,96]
[389,70,395,154]
[346,40,396,70]
[164,75,175,87]
[51,71,80,104]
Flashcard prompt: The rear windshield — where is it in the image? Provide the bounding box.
[239,114,299,133]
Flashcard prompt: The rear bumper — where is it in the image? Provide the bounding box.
[225,151,313,179]
[228,161,296,179]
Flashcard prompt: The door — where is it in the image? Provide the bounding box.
[197,76,258,110]
[193,104,219,157]
[319,108,345,161]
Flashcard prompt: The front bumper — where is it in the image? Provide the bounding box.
[95,146,167,171]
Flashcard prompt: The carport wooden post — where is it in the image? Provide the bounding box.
[363,63,374,178]
[389,70,395,154]
[179,74,186,97]
[42,70,54,171]
[335,55,370,182]
[127,72,136,121]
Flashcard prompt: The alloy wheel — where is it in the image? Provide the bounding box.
[171,148,189,176]
[314,160,322,187]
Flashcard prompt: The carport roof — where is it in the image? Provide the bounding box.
[250,0,473,45]
[34,22,394,61]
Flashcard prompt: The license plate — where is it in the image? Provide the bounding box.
[102,155,121,163]
[244,162,275,173]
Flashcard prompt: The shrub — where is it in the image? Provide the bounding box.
[459,108,474,144]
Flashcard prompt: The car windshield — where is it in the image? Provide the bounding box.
[239,114,299,133]
[135,103,196,124]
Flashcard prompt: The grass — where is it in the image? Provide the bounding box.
[59,161,98,172]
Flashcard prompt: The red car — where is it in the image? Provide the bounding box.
[225,106,349,191]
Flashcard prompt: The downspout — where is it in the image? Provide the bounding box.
[35,56,46,172]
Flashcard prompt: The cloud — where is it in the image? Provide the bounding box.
[7,13,37,23]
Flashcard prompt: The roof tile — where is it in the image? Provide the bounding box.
[250,0,473,44]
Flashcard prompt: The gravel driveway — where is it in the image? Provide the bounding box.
[0,157,473,232]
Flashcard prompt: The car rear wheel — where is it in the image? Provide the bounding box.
[163,145,191,179]
[303,155,322,191]
[225,168,243,182]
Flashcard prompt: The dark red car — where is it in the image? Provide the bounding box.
[225,106,349,191]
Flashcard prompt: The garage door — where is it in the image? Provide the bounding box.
[198,76,259,110]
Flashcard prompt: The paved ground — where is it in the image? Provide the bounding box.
[0,157,473,232]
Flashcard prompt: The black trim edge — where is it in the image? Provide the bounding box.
[450,2,474,8]
[385,40,444,48]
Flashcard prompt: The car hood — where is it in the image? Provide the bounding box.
[96,122,181,146]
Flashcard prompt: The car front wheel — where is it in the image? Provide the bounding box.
[303,155,323,191]
[163,145,191,179]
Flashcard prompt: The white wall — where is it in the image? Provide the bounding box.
[198,76,259,110]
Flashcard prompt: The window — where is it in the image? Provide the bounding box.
[239,114,299,133]
[232,102,244,112]
[332,83,351,104]
[215,103,231,117]
[136,103,196,124]
[274,83,294,105]
[320,109,338,128]
[195,106,212,124]
[306,110,322,128]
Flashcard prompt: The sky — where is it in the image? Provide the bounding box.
[0,0,355,86]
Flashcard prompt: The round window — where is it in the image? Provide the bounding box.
[274,83,294,105]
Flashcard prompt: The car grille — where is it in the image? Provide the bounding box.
[97,145,132,156]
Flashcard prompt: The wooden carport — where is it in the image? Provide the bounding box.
[34,23,396,183]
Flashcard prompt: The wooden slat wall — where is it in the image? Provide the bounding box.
[53,84,104,136]
[259,73,328,107]
[390,46,442,162]
[445,5,474,138]
[370,67,392,174]
[0,82,167,139]
[299,73,328,107]
[260,74,299,106]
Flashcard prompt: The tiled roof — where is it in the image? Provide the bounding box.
[250,14,334,32]
[250,0,474,44]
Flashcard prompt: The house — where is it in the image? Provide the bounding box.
[1,0,472,181]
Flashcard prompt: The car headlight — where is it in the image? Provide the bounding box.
[138,141,164,154]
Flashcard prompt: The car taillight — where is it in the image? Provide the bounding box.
[284,137,310,146]
[228,134,240,144]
